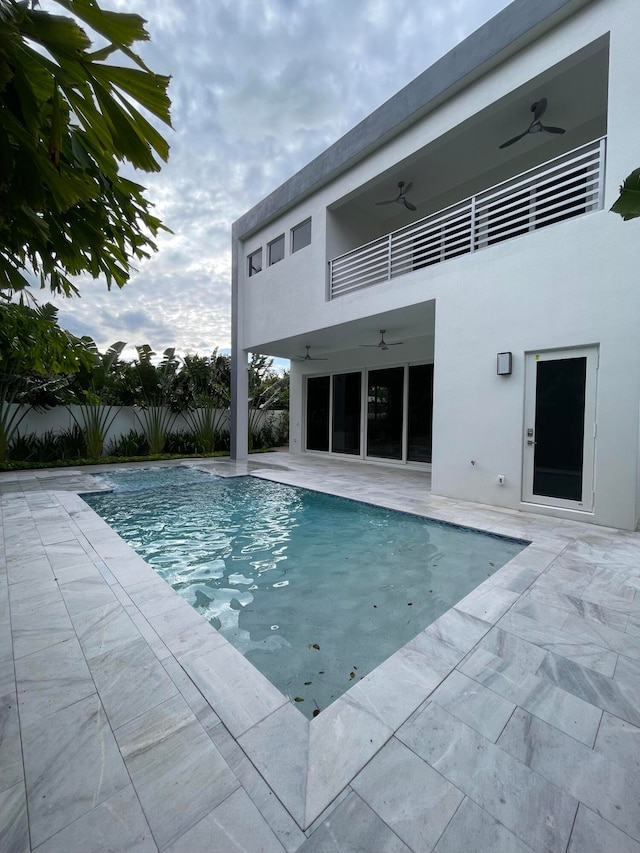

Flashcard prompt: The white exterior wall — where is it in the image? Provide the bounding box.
[234,0,640,529]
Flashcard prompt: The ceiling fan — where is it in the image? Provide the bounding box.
[296,346,327,361]
[375,181,417,211]
[358,330,404,351]
[499,98,566,149]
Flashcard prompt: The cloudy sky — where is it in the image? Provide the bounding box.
[50,0,513,359]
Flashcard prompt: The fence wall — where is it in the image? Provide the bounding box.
[7,405,287,452]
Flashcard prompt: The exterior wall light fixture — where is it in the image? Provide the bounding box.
[497,352,512,375]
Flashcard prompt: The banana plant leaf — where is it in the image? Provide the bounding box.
[611,168,640,221]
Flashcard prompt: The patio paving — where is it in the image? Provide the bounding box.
[1,452,640,852]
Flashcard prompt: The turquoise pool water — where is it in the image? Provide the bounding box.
[85,467,527,717]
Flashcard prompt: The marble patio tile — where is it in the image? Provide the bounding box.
[298,791,412,853]
[15,636,95,726]
[88,636,178,731]
[36,521,75,545]
[460,648,602,746]
[560,613,640,660]
[507,544,562,572]
[165,788,286,853]
[526,585,630,630]
[0,781,29,853]
[405,625,466,670]
[582,567,638,602]
[59,573,117,616]
[537,651,640,728]
[509,595,570,630]
[454,584,519,624]
[0,684,23,795]
[305,691,394,828]
[628,615,640,636]
[614,654,640,692]
[238,702,309,827]
[430,669,515,741]
[52,560,102,586]
[160,655,220,731]
[46,539,96,570]
[34,785,158,853]
[11,598,75,659]
[432,796,535,853]
[352,736,464,852]
[148,599,228,660]
[126,575,188,620]
[346,644,450,731]
[182,642,287,738]
[397,701,578,853]
[484,562,540,594]
[23,693,130,848]
[534,565,592,596]
[422,607,492,657]
[568,804,640,853]
[8,575,62,615]
[71,599,141,660]
[595,712,640,775]
[479,625,548,673]
[105,554,161,588]
[127,609,171,662]
[6,553,53,586]
[115,693,239,851]
[498,707,640,842]
[497,609,618,676]
[209,722,306,853]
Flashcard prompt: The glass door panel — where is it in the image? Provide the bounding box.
[407,364,433,463]
[367,367,403,459]
[332,373,361,455]
[306,376,330,451]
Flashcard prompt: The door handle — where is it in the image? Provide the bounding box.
[527,439,536,446]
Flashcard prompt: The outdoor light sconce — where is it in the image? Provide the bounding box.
[497,352,512,375]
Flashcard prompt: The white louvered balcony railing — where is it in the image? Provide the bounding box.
[329,138,606,299]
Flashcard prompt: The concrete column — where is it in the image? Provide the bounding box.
[230,222,248,461]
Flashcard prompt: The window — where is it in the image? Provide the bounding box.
[268,235,285,266]
[248,248,262,277]
[291,218,311,253]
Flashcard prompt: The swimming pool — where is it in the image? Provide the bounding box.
[85,467,527,718]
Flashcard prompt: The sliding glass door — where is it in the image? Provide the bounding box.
[305,365,432,464]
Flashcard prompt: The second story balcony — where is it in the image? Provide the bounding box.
[329,138,606,300]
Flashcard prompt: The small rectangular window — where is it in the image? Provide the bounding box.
[291,218,311,253]
[268,235,285,266]
[248,248,262,277]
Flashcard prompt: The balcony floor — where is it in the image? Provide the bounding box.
[2,452,640,852]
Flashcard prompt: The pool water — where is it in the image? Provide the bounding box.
[85,467,527,718]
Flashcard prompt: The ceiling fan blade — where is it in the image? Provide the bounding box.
[384,341,404,346]
[375,199,396,205]
[358,343,380,347]
[499,130,529,149]
[402,182,413,195]
[541,125,565,135]
[532,98,547,122]
[403,199,417,211]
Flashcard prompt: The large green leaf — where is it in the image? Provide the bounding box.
[611,169,640,221]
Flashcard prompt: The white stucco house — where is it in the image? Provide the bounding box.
[230,0,640,531]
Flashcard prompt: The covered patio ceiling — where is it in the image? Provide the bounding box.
[332,35,608,228]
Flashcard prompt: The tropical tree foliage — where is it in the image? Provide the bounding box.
[0,0,172,297]
[611,168,640,221]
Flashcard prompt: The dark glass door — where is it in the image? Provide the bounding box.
[367,367,403,459]
[533,357,586,501]
[407,364,433,463]
[306,376,330,451]
[332,373,361,455]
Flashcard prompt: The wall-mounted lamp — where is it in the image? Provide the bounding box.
[497,352,512,376]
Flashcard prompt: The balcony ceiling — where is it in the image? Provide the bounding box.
[333,37,608,226]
